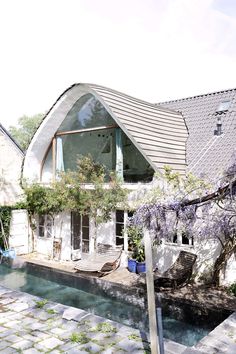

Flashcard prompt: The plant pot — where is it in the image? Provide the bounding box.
[136,261,146,274]
[128,258,137,273]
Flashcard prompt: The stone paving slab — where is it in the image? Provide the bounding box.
[0,283,234,353]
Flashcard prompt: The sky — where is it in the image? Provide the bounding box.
[1,0,236,128]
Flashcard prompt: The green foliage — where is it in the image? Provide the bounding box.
[127,226,145,262]
[20,156,127,248]
[9,113,44,150]
[162,165,181,188]
[70,332,89,344]
[35,299,48,308]
[46,308,57,315]
[0,206,13,249]
[91,322,117,333]
[228,283,236,296]
[18,182,65,217]
[162,165,210,195]
[128,333,141,341]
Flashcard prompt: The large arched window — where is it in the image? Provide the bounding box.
[41,93,154,183]
[58,94,114,132]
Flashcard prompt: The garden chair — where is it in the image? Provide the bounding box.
[74,243,122,276]
[154,250,197,289]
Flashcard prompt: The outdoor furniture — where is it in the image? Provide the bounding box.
[74,243,122,276]
[154,250,197,289]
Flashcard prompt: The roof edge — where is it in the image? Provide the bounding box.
[0,123,24,155]
[157,87,236,105]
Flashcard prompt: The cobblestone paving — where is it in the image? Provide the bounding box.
[0,284,235,353]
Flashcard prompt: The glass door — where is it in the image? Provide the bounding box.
[71,212,90,256]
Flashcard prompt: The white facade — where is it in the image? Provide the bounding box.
[14,83,236,287]
[153,238,228,285]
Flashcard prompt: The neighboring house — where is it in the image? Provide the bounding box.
[0,123,24,205]
[0,124,29,255]
[11,84,236,284]
[158,88,236,181]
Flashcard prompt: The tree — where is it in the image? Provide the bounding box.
[9,113,44,151]
[19,155,127,250]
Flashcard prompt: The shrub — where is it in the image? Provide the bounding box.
[228,283,236,296]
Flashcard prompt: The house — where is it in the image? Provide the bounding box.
[155,88,236,284]
[0,124,30,255]
[10,84,236,284]
[0,123,24,205]
[20,83,187,261]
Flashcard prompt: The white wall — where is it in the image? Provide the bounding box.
[34,211,72,261]
[153,237,233,285]
[58,212,72,261]
[220,253,236,286]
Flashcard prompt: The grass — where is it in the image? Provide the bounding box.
[90,322,117,334]
[128,333,141,341]
[70,332,90,344]
[46,308,57,315]
[34,299,48,308]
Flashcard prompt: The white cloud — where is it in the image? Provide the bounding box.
[0,0,236,128]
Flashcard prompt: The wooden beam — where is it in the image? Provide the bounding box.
[56,125,117,137]
[115,128,123,180]
[52,137,56,181]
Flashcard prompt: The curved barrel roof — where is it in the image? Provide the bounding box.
[24,83,188,180]
[88,84,188,175]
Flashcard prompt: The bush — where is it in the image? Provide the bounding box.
[228,283,236,296]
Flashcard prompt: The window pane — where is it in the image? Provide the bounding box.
[83,215,89,227]
[41,145,53,182]
[128,211,134,218]
[39,226,44,237]
[116,210,124,223]
[71,212,81,250]
[39,215,45,237]
[58,94,114,132]
[116,223,124,237]
[122,132,154,183]
[82,226,89,240]
[182,233,190,245]
[216,101,231,112]
[116,236,124,246]
[61,129,116,173]
[82,240,89,253]
[45,216,53,238]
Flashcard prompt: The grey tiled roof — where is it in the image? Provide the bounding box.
[157,89,236,182]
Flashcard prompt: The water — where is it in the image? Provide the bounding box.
[0,265,211,346]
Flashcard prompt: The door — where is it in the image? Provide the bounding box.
[71,212,90,259]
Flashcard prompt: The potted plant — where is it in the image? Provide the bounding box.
[127,226,146,274]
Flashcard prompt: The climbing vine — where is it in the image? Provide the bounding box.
[0,206,13,249]
[130,164,236,285]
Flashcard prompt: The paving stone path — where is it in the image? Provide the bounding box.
[0,284,235,353]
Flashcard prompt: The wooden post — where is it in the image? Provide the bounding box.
[52,137,56,181]
[144,229,159,354]
[115,128,123,180]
